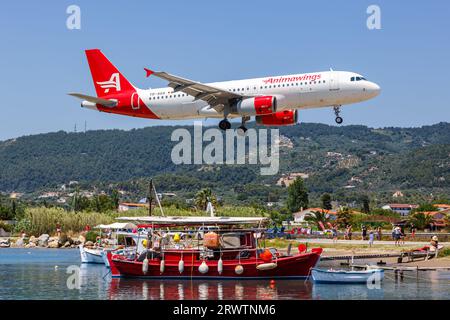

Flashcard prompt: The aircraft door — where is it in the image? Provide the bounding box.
[131,92,140,110]
[329,71,340,91]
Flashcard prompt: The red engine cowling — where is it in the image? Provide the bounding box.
[255,110,298,126]
[236,96,277,116]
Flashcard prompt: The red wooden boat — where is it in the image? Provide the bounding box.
[107,216,322,279]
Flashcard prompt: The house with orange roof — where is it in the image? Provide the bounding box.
[381,204,419,217]
[435,204,450,211]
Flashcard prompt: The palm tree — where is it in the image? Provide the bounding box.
[408,212,434,230]
[305,209,330,229]
[194,188,217,211]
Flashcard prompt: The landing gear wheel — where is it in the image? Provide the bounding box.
[219,119,231,131]
[333,105,343,125]
[237,126,248,136]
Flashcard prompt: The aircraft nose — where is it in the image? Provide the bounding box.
[368,82,381,96]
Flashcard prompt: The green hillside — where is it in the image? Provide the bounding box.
[0,122,449,205]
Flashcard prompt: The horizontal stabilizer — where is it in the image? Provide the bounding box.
[68,93,117,107]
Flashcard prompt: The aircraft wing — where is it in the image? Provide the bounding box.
[145,68,243,113]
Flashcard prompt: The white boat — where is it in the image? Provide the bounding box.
[79,245,104,264]
[311,268,384,284]
[80,222,140,266]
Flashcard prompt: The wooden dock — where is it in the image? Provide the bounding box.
[321,253,401,261]
[351,264,450,271]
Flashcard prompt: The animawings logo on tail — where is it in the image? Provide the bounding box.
[96,73,121,93]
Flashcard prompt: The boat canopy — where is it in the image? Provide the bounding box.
[116,216,268,226]
[94,222,137,230]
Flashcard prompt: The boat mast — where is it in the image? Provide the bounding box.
[148,179,153,216]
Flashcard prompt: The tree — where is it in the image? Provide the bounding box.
[110,189,120,210]
[194,188,217,211]
[321,193,332,210]
[286,178,309,213]
[305,210,330,229]
[361,195,370,214]
[408,212,434,230]
[413,203,438,213]
[337,207,352,228]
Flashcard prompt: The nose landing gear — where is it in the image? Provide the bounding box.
[333,105,343,124]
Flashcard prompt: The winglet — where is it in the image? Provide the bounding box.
[144,68,154,78]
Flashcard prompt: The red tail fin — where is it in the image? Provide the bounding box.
[85,49,135,97]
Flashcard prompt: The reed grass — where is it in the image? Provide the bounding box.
[15,205,265,235]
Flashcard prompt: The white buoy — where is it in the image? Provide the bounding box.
[217,258,223,275]
[256,262,277,271]
[178,259,184,274]
[235,264,244,275]
[199,261,209,274]
[160,259,165,274]
[142,257,149,274]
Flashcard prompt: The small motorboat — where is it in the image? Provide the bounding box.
[79,244,104,264]
[311,268,384,284]
[0,239,10,248]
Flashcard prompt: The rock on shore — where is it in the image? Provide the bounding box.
[10,233,82,249]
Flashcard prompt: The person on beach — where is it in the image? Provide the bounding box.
[362,225,367,241]
[429,236,439,257]
[368,228,374,247]
[332,224,338,243]
[56,223,61,238]
[393,226,402,246]
[347,225,353,240]
[376,227,382,241]
[410,224,416,239]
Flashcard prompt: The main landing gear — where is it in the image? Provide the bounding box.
[237,116,250,136]
[333,105,343,124]
[218,116,249,136]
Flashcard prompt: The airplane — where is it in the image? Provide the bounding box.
[69,49,380,135]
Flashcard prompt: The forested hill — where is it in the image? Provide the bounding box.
[0,122,449,201]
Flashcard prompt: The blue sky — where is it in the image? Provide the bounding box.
[0,0,449,140]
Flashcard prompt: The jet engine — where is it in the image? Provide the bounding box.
[235,96,277,116]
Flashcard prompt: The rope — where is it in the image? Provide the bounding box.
[304,267,312,283]
[102,268,112,281]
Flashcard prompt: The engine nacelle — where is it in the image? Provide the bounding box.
[235,96,277,116]
[255,110,298,126]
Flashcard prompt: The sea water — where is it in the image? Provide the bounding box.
[0,248,449,300]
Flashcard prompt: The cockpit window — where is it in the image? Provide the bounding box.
[351,76,367,81]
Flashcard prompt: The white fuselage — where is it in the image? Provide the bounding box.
[132,70,380,119]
